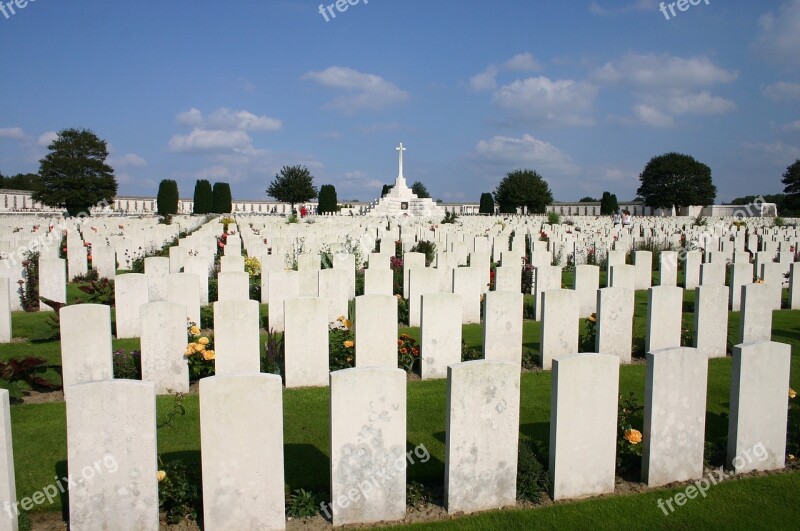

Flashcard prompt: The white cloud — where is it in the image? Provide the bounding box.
[470,53,541,92]
[0,127,27,140]
[303,66,409,112]
[781,120,800,131]
[667,92,736,115]
[504,53,541,72]
[743,141,800,161]
[753,0,800,68]
[176,107,282,132]
[322,131,342,140]
[470,65,499,92]
[590,0,656,15]
[633,104,675,127]
[168,129,253,152]
[492,76,597,126]
[592,53,737,89]
[762,81,800,101]
[473,134,580,175]
[109,153,147,168]
[36,131,58,147]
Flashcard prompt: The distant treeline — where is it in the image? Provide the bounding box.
[0,172,41,191]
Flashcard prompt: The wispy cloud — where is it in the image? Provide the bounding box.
[752,0,800,68]
[590,0,657,15]
[303,66,409,112]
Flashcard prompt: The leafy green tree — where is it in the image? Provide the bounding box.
[381,184,394,197]
[266,165,318,213]
[479,192,495,215]
[637,153,716,209]
[212,182,233,214]
[494,169,553,215]
[2,173,41,191]
[156,179,179,216]
[192,179,213,214]
[33,128,117,216]
[600,191,619,215]
[782,160,800,212]
[579,196,597,203]
[411,181,430,198]
[318,184,339,214]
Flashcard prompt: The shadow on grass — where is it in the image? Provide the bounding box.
[285,443,329,492]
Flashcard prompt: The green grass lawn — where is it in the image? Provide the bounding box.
[4,283,799,527]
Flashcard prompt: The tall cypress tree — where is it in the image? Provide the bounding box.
[212,182,233,214]
[193,179,213,214]
[156,179,179,216]
[318,184,338,214]
[479,192,494,215]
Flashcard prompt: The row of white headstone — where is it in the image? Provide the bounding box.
[1,337,790,529]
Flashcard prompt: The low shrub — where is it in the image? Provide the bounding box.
[517,437,550,503]
[112,349,141,380]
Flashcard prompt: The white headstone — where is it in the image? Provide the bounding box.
[452,267,482,324]
[574,264,599,318]
[38,257,67,311]
[541,289,579,370]
[645,286,683,352]
[217,271,250,302]
[166,273,201,329]
[421,293,462,379]
[483,291,523,366]
[60,304,113,397]
[267,270,299,332]
[0,278,10,344]
[355,295,398,369]
[693,285,729,359]
[364,268,393,296]
[0,389,17,531]
[739,283,773,343]
[140,302,189,394]
[214,300,260,375]
[144,257,170,302]
[596,287,635,363]
[319,268,350,323]
[634,250,652,290]
[409,268,440,327]
[284,297,329,388]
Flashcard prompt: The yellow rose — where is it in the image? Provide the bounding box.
[343,319,353,329]
[184,348,194,357]
[157,471,166,482]
[624,429,642,445]
[337,315,345,322]
[203,350,215,361]
[187,342,197,349]
[790,388,797,399]
[190,326,200,335]
[198,337,210,346]
[195,343,206,353]
[343,340,354,348]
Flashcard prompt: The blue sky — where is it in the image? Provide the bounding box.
[0,0,798,203]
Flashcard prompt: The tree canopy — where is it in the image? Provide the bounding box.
[33,128,118,216]
[479,192,495,215]
[156,179,179,217]
[0,172,41,191]
[212,182,232,214]
[600,191,619,215]
[193,179,213,214]
[637,153,716,209]
[411,181,430,199]
[782,159,800,212]
[579,196,597,203]
[318,184,339,214]
[493,169,553,214]
[267,165,318,212]
[381,184,394,197]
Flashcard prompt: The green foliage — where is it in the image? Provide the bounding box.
[75,278,115,305]
[200,305,214,329]
[461,341,482,362]
[521,349,538,370]
[774,216,785,228]
[517,437,550,503]
[381,184,394,197]
[397,296,409,325]
[158,391,188,429]
[329,323,355,371]
[410,240,436,267]
[782,159,800,212]
[579,196,596,202]
[617,392,644,477]
[637,152,716,209]
[0,357,61,402]
[0,172,41,191]
[20,250,39,312]
[318,184,339,214]
[158,458,202,524]
[192,179,213,214]
[262,328,284,376]
[212,182,232,214]
[479,192,495,215]
[156,179,179,216]
[397,333,421,373]
[112,349,141,380]
[267,165,318,211]
[600,191,619,215]
[406,481,429,508]
[578,315,597,352]
[411,181,430,199]
[286,489,319,518]
[33,128,118,216]
[441,210,458,224]
[694,215,707,227]
[547,211,561,225]
[494,169,553,214]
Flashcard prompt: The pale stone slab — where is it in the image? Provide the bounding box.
[693,285,729,359]
[184,256,210,305]
[267,271,299,332]
[355,295,398,369]
[38,257,66,311]
[140,302,189,394]
[494,265,519,293]
[0,278,10,343]
[364,268,393,296]
[169,245,187,273]
[790,262,799,310]
[727,341,791,473]
[319,268,350,323]
[549,354,619,501]
[760,262,785,310]
[659,251,678,286]
[421,293,462,379]
[115,273,149,337]
[452,267,482,324]
[445,360,520,514]
[533,265,561,320]
[541,289,579,370]
[214,300,260,375]
[739,283,773,343]
[409,268,440,327]
[642,347,708,487]
[330,368,406,526]
[700,262,725,286]
[596,287,635,363]
[298,254,320,297]
[166,273,201,329]
[200,374,285,530]
[483,291,523,366]
[403,252,426,299]
[609,264,635,291]
[92,245,116,280]
[645,286,683,352]
[729,261,753,311]
[684,250,701,289]
[144,256,169,302]
[0,259,23,311]
[606,250,626,280]
[333,253,356,299]
[67,243,88,280]
[574,264,599,318]
[217,271,250,301]
[634,250,652,290]
[66,380,158,530]
[0,389,17,531]
[60,304,113,397]
[284,297,329,388]
[219,255,245,272]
